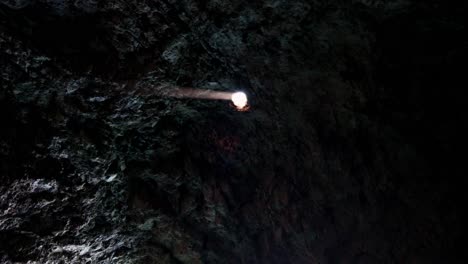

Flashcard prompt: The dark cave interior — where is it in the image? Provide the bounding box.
[1,0,467,263]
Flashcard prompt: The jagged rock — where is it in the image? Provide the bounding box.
[1,0,466,263]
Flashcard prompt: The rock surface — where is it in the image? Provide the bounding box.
[1,0,467,263]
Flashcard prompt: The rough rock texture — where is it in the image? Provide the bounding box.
[0,0,466,263]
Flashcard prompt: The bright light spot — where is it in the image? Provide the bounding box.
[231,92,248,109]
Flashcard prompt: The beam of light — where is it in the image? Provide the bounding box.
[161,86,249,111]
[164,87,233,100]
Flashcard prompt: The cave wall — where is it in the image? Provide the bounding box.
[1,0,466,263]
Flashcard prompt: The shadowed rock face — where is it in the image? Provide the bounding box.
[1,0,466,263]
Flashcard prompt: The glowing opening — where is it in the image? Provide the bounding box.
[231,92,248,109]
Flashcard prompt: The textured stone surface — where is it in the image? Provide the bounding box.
[1,0,467,263]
